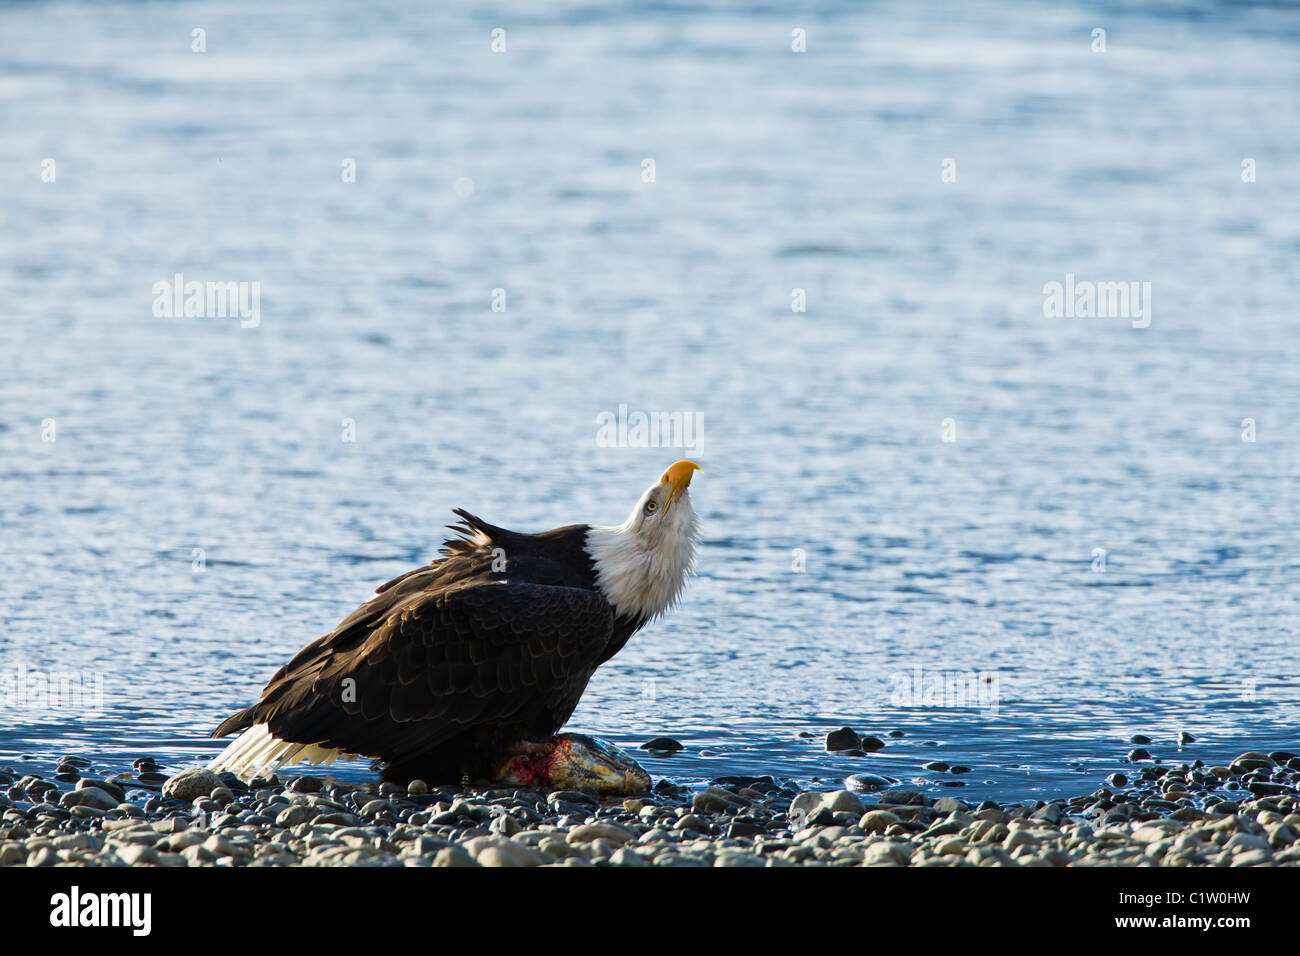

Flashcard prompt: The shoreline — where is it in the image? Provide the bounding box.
[2,748,1298,867]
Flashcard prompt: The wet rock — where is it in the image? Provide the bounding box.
[1130,735,1152,745]
[1247,781,1289,798]
[640,738,683,754]
[844,773,892,793]
[825,727,860,752]
[1128,749,1151,762]
[878,789,928,807]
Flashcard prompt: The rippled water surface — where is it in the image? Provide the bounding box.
[2,0,1299,801]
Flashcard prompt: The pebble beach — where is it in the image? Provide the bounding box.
[3,742,1298,868]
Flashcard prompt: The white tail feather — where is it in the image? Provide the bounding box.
[207,724,359,782]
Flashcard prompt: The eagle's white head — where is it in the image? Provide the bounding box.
[586,460,701,622]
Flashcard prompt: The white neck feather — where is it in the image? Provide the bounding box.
[585,492,699,622]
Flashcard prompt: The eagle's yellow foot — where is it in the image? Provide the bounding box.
[493,733,652,794]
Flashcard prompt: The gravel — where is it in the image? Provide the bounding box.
[1,749,1297,867]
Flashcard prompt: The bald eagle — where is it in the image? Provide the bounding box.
[208,461,701,787]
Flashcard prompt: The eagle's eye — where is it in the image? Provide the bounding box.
[643,499,659,515]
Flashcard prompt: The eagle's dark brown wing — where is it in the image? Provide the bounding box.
[212,577,615,767]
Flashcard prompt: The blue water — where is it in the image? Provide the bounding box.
[2,0,1299,802]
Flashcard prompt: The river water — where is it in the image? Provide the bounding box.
[2,0,1298,801]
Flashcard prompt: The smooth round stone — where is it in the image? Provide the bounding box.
[162,768,222,802]
[490,813,522,836]
[275,806,308,827]
[860,736,885,752]
[1130,735,1152,745]
[1128,749,1152,762]
[1229,752,1274,774]
[1247,782,1289,797]
[860,810,902,832]
[923,761,950,772]
[844,773,892,793]
[1178,732,1195,744]
[822,790,865,815]
[1107,773,1128,787]
[60,787,118,812]
[78,778,124,800]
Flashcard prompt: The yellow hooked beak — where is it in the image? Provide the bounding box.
[660,460,701,507]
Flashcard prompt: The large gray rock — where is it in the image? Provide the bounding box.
[162,768,222,802]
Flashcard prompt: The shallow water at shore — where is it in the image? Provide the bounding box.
[2,0,1299,801]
